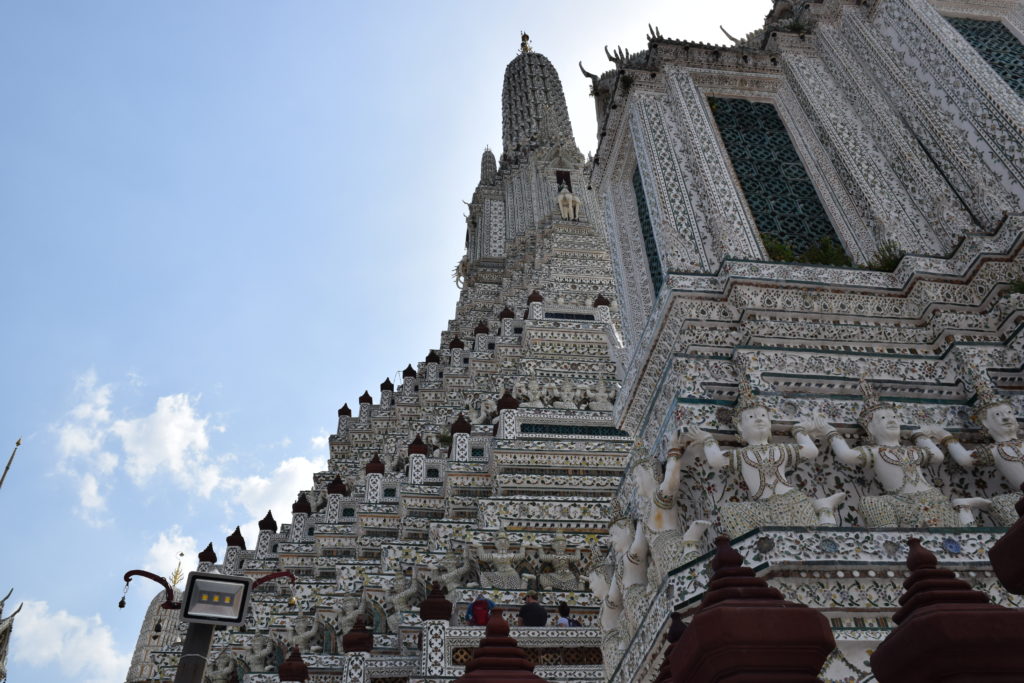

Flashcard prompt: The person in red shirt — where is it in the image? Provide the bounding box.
[468,594,494,625]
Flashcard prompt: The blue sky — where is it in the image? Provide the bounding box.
[0,2,767,680]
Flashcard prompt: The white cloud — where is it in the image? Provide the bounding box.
[310,429,329,451]
[69,372,111,423]
[57,423,104,459]
[95,451,118,474]
[52,373,326,544]
[143,525,199,580]
[112,393,220,497]
[222,455,325,541]
[57,371,112,460]
[55,373,119,524]
[11,600,131,683]
[74,473,113,528]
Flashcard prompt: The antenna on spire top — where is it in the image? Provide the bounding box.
[520,32,533,54]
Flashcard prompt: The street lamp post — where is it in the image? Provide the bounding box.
[121,567,296,683]
[175,572,254,683]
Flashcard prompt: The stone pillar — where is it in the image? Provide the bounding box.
[288,494,311,542]
[401,365,417,395]
[452,609,548,682]
[408,435,428,484]
[632,80,738,268]
[256,510,278,559]
[379,379,394,410]
[449,414,472,461]
[473,321,490,353]
[223,527,246,573]
[364,452,385,503]
[871,537,1024,682]
[409,452,425,484]
[499,307,515,336]
[592,294,611,324]
[357,391,373,425]
[420,619,449,679]
[365,473,383,504]
[527,290,544,320]
[425,351,441,382]
[782,52,935,258]
[496,391,520,439]
[449,337,465,370]
[196,542,217,573]
[881,0,1024,198]
[325,475,348,523]
[342,651,369,683]
[669,536,835,682]
[336,404,352,436]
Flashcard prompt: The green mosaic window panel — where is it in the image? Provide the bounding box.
[708,97,841,256]
[544,312,595,321]
[520,423,629,437]
[632,165,663,294]
[947,17,1024,98]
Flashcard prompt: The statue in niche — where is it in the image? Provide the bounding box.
[305,490,326,513]
[588,381,615,411]
[543,380,560,407]
[632,438,711,581]
[830,379,962,528]
[327,595,363,636]
[532,532,583,590]
[386,570,419,634]
[603,501,649,637]
[473,531,527,590]
[434,546,475,595]
[471,397,498,425]
[243,635,274,673]
[584,541,623,675]
[940,378,1022,525]
[619,520,649,636]
[557,184,582,221]
[600,504,632,670]
[689,370,845,537]
[584,539,610,593]
[286,615,322,653]
[453,255,468,289]
[553,380,579,409]
[206,651,238,683]
[520,377,546,408]
[512,378,528,402]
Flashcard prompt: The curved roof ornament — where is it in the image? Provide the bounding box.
[579,61,599,87]
[604,45,631,68]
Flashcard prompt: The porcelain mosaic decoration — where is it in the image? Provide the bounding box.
[125,3,1024,681]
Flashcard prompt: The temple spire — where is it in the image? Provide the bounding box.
[501,38,576,160]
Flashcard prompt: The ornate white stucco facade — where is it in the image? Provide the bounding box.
[129,3,1024,681]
